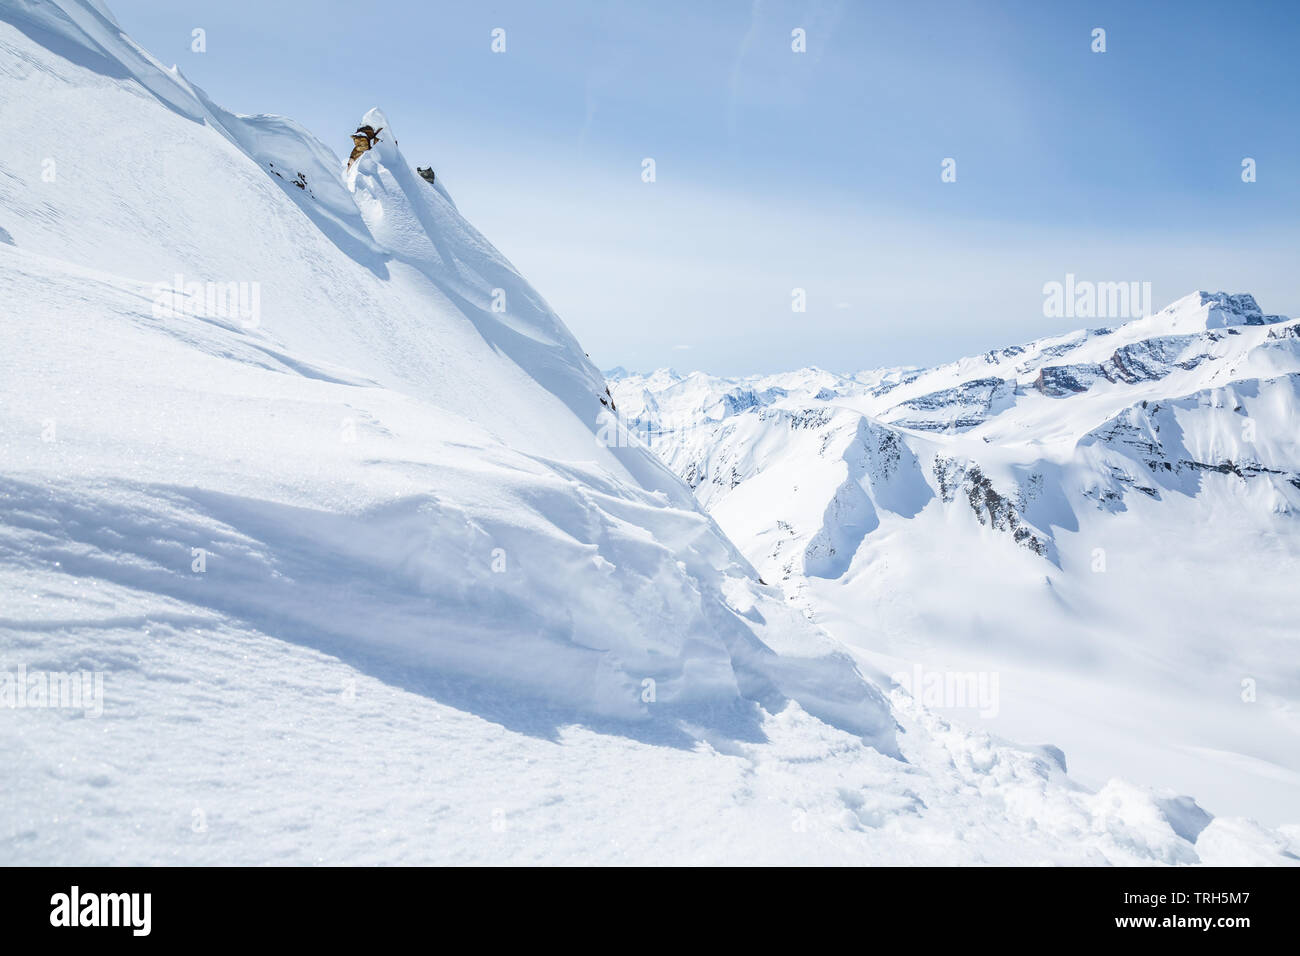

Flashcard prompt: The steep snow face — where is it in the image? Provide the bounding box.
[612,297,1300,825]
[0,0,895,745]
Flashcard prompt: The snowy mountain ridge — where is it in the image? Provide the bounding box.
[0,0,903,743]
[611,293,1300,826]
[613,290,1300,534]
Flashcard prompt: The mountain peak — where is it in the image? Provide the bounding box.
[1154,290,1284,330]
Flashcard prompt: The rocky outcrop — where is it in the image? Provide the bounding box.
[887,377,1015,432]
[933,457,1048,556]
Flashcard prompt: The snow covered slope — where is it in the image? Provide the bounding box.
[612,293,1300,825]
[1,0,1295,864]
[0,0,902,743]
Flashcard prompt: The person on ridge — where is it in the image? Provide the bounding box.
[347,125,383,169]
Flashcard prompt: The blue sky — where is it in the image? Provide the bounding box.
[109,0,1299,375]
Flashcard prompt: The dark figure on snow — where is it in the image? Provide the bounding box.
[347,125,383,169]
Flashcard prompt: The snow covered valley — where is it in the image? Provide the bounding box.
[611,292,1300,831]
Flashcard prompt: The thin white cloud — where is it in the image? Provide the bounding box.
[726,0,763,136]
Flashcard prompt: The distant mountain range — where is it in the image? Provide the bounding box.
[611,291,1300,824]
